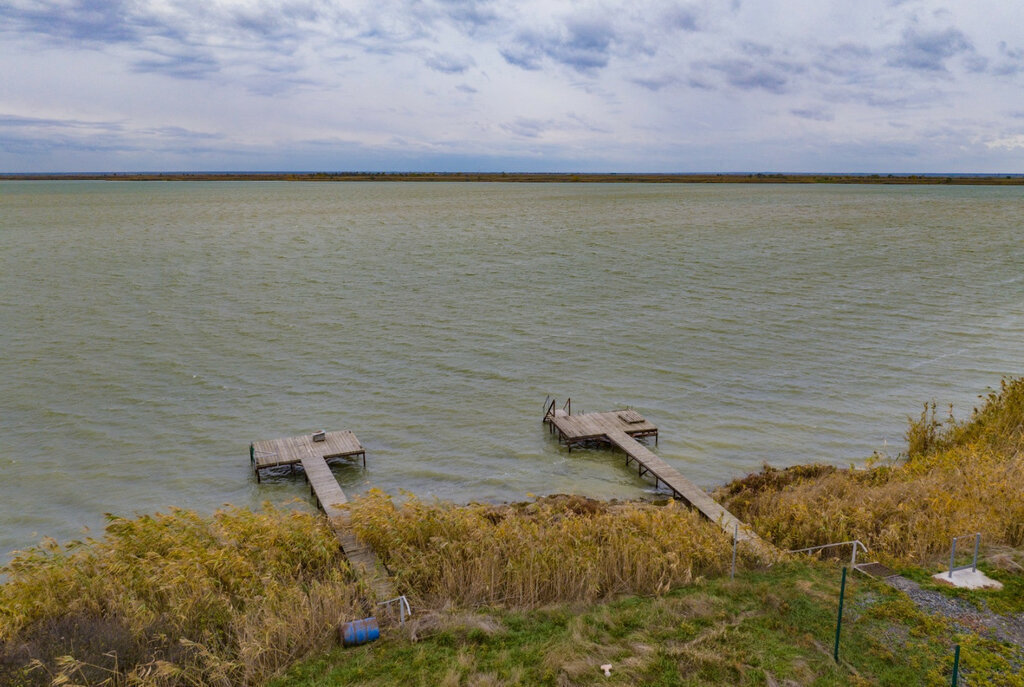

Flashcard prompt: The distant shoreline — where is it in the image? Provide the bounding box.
[4,172,1024,185]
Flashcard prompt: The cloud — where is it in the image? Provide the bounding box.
[132,50,220,80]
[791,106,833,121]
[631,75,679,91]
[502,17,618,73]
[0,113,222,152]
[702,59,789,93]
[0,114,123,132]
[438,0,499,32]
[501,117,552,138]
[425,52,475,74]
[887,27,973,72]
[984,134,1024,150]
[0,0,144,44]
[990,41,1024,76]
[660,3,699,31]
[498,113,607,139]
[812,43,873,79]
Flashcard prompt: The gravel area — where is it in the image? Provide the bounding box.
[886,575,1024,649]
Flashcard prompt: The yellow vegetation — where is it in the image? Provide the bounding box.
[347,492,745,609]
[0,505,364,686]
[718,377,1024,562]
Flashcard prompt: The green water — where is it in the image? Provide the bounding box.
[1,181,1021,555]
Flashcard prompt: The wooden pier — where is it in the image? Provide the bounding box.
[545,400,763,545]
[251,430,365,481]
[250,431,393,599]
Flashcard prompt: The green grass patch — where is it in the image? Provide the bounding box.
[274,560,1019,686]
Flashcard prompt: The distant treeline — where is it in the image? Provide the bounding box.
[4,172,1024,184]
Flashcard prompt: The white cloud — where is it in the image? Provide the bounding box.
[983,134,1024,150]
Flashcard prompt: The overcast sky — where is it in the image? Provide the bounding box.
[2,0,1023,173]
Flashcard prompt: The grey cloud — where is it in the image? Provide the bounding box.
[702,59,789,93]
[632,75,679,91]
[740,41,772,57]
[0,117,223,157]
[501,117,551,138]
[660,3,699,31]
[887,27,973,72]
[0,0,143,44]
[545,17,617,71]
[456,84,478,93]
[231,4,318,42]
[425,52,475,74]
[437,0,499,32]
[991,42,1024,76]
[141,126,224,141]
[499,113,606,138]
[813,43,873,79]
[964,55,989,73]
[791,107,833,122]
[500,40,543,70]
[0,114,123,132]
[132,50,220,80]
[501,15,627,73]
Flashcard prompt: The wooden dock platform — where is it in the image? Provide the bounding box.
[545,400,763,545]
[251,430,365,481]
[251,431,393,599]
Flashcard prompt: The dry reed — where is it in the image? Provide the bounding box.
[717,377,1024,562]
[0,504,364,686]
[346,493,748,609]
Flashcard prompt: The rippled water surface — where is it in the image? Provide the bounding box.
[2,181,1022,555]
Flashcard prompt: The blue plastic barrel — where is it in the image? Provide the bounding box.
[341,616,380,647]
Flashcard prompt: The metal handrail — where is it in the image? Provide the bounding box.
[787,540,867,568]
[948,532,981,578]
[544,397,556,419]
[378,595,412,626]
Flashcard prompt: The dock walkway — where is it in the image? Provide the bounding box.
[251,431,393,599]
[545,401,764,546]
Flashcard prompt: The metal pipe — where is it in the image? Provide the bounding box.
[972,533,980,572]
[787,540,861,555]
[949,536,957,579]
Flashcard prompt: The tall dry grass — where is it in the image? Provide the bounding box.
[347,492,747,609]
[0,505,365,686]
[717,377,1024,563]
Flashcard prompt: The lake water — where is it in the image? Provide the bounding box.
[1,181,1022,557]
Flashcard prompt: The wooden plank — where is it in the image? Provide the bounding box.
[301,453,348,514]
[604,429,764,546]
[618,409,646,424]
[299,451,395,599]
